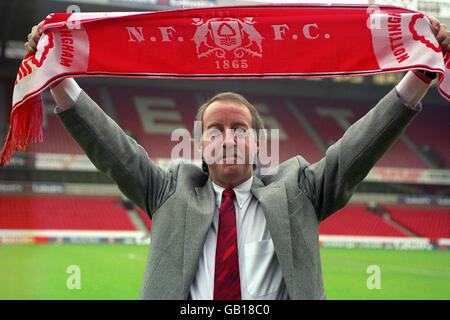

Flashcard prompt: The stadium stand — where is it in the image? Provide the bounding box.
[404,105,450,168]
[29,84,448,169]
[17,81,448,248]
[3,77,448,248]
[318,204,412,237]
[386,205,450,241]
[29,93,85,155]
[0,195,137,231]
[287,95,430,168]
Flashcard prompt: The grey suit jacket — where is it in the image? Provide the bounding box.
[57,88,418,300]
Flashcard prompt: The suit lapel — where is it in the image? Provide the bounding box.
[251,176,295,292]
[182,175,295,298]
[182,179,216,297]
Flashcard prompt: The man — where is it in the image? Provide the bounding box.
[25,17,449,300]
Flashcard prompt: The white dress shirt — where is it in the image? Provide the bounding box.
[189,176,289,300]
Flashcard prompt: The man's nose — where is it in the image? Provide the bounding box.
[223,129,236,146]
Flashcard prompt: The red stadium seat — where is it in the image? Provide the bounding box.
[385,205,450,241]
[0,195,136,231]
[319,204,411,237]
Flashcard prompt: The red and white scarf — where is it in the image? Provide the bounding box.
[1,3,449,165]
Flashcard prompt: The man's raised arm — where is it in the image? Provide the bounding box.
[25,22,176,217]
[300,17,449,222]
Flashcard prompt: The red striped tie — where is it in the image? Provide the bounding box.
[213,189,241,300]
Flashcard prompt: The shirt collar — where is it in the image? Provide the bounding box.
[211,176,253,209]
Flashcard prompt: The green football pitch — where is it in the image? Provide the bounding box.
[0,244,448,300]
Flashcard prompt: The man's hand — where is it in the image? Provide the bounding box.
[429,16,449,54]
[395,17,449,109]
[24,21,79,106]
[24,21,44,55]
[24,21,71,90]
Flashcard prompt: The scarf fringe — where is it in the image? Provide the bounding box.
[0,95,43,166]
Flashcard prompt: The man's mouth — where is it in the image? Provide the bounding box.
[222,154,245,164]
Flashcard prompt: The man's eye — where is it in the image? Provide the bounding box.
[205,128,222,140]
[233,128,247,137]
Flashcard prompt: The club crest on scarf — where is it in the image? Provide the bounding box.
[409,13,441,53]
[408,13,449,69]
[192,17,263,60]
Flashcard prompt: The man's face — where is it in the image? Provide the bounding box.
[201,99,259,188]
